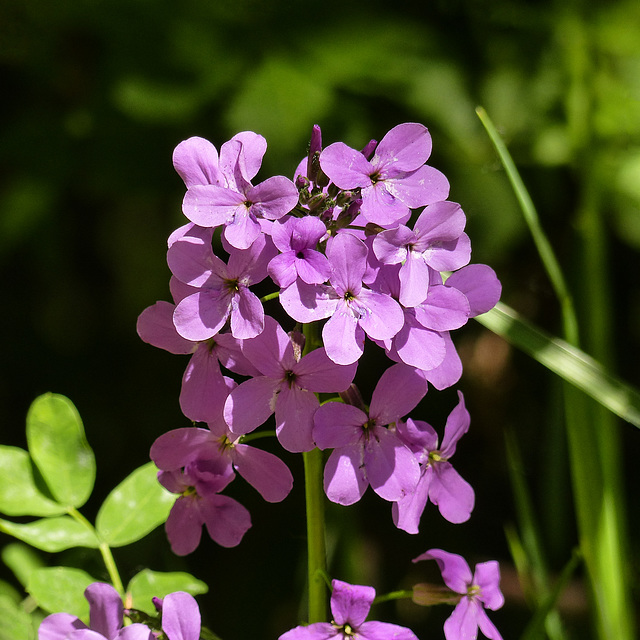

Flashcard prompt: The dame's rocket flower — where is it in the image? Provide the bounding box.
[159,591,201,640]
[279,579,419,640]
[413,549,504,640]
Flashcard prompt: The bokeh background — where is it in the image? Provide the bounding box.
[1,0,640,638]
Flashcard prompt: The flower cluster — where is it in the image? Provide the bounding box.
[136,123,504,638]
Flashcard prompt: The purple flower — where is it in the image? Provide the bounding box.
[39,583,153,640]
[279,579,418,640]
[224,316,357,452]
[170,228,277,341]
[319,123,449,226]
[372,201,471,307]
[280,232,404,365]
[267,216,331,288]
[393,391,474,532]
[158,456,251,554]
[413,549,504,640]
[313,363,425,505]
[160,591,201,640]
[181,135,299,249]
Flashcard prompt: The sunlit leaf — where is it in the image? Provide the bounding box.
[0,446,66,517]
[95,462,175,547]
[127,569,208,615]
[27,567,95,620]
[26,394,96,508]
[1,543,45,590]
[0,517,100,553]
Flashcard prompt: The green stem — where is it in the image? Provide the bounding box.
[303,448,328,623]
[67,507,125,596]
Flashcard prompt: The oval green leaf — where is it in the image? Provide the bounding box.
[0,516,100,552]
[26,394,96,508]
[0,446,66,517]
[0,595,35,640]
[1,543,45,589]
[95,462,175,547]
[127,569,208,615]
[27,566,95,619]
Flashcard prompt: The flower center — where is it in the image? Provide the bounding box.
[225,278,240,293]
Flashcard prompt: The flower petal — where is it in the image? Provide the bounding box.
[330,579,375,627]
[232,444,293,502]
[323,445,368,506]
[412,549,472,594]
[161,591,201,640]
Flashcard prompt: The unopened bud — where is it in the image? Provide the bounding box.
[361,138,377,160]
[412,583,461,607]
[339,384,367,412]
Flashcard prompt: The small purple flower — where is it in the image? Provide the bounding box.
[413,549,504,640]
[319,122,449,226]
[39,583,153,640]
[279,579,419,640]
[280,232,404,365]
[313,363,425,505]
[224,315,357,452]
[393,391,474,532]
[268,216,331,288]
[158,456,251,554]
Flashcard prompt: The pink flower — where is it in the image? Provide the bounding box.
[413,549,504,640]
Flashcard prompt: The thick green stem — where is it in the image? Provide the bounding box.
[303,448,327,623]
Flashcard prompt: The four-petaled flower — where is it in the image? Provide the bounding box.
[413,549,504,640]
[279,579,419,640]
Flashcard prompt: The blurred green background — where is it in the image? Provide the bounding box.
[1,0,640,638]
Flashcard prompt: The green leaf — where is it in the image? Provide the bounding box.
[127,569,208,615]
[95,462,175,547]
[26,394,96,508]
[27,566,95,619]
[0,446,66,517]
[0,516,100,552]
[475,302,640,428]
[0,595,35,640]
[1,543,45,589]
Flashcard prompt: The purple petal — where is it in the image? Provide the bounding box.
[161,592,201,640]
[388,165,450,208]
[71,631,111,640]
[240,315,291,378]
[360,182,409,226]
[180,345,230,423]
[150,427,216,471]
[444,599,480,640]
[295,249,331,285]
[392,469,431,534]
[398,254,430,308]
[232,444,293,502]
[358,621,419,640]
[445,264,502,317]
[421,333,462,390]
[476,607,504,640]
[173,290,230,342]
[369,363,428,426]
[38,613,87,640]
[224,376,280,436]
[85,582,123,639]
[474,561,504,610]
[356,289,404,341]
[320,142,373,189]
[322,306,365,365]
[430,462,475,523]
[117,625,154,640]
[414,201,466,243]
[288,215,327,250]
[229,289,264,339]
[424,233,472,272]
[313,402,367,449]
[226,232,277,283]
[327,233,367,295]
[248,175,299,220]
[323,444,368,506]
[167,225,225,288]
[136,301,195,355]
[223,131,267,181]
[268,252,298,288]
[294,347,357,393]
[278,623,338,640]
[201,494,251,547]
[182,184,244,228]
[165,496,203,556]
[413,285,470,331]
[280,281,336,323]
[173,137,223,188]
[440,391,470,458]
[371,226,412,265]
[413,549,472,594]
[373,123,432,173]
[214,332,262,377]
[396,418,439,456]
[364,428,420,502]
[330,579,375,627]
[223,210,261,250]
[275,385,318,452]
[392,318,447,372]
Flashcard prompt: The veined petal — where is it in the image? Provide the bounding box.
[173,137,223,188]
[322,305,365,365]
[440,391,470,457]
[85,582,123,640]
[473,561,504,611]
[445,264,502,317]
[224,376,280,436]
[230,288,264,339]
[323,444,368,506]
[327,232,367,294]
[173,290,230,342]
[223,131,267,181]
[275,385,318,452]
[296,249,331,285]
[444,599,480,640]
[136,301,195,355]
[161,592,201,640]
[313,402,366,450]
[430,462,474,524]
[280,280,337,323]
[371,226,413,265]
[320,142,373,189]
[392,469,431,534]
[356,289,404,341]
[38,613,87,640]
[294,347,357,393]
[182,185,245,228]
[413,285,470,331]
[223,210,261,250]
[475,607,504,640]
[360,182,409,226]
[150,427,216,471]
[413,549,472,594]
[167,226,225,288]
[117,625,154,640]
[421,332,462,390]
[398,254,430,308]
[201,494,251,548]
[370,363,428,426]
[248,175,299,220]
[165,497,203,556]
[392,319,447,372]
[373,123,432,173]
[240,315,290,378]
[387,164,450,208]
[233,444,293,502]
[330,579,375,627]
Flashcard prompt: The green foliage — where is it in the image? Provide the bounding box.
[0,595,36,640]
[25,394,96,509]
[96,461,175,547]
[127,570,208,615]
[27,567,96,619]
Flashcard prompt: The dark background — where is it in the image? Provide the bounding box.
[1,0,640,638]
